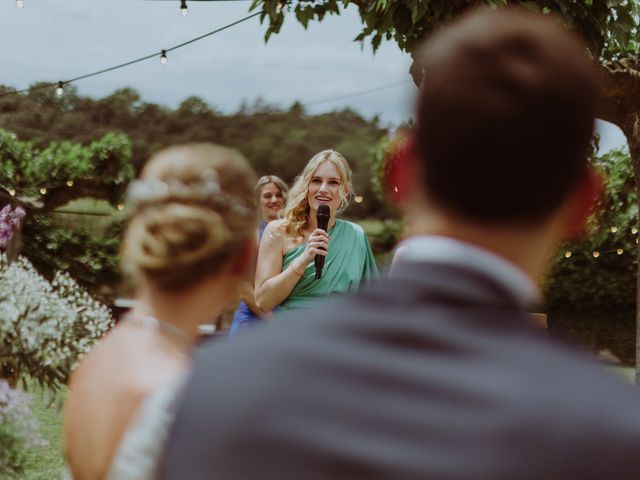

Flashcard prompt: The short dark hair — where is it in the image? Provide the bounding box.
[415,8,602,223]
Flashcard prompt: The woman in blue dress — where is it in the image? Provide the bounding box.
[228,175,289,336]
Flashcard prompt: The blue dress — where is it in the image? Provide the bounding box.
[228,221,268,337]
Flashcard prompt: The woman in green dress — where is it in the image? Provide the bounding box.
[255,149,377,312]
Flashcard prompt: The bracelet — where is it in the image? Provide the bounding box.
[290,264,303,278]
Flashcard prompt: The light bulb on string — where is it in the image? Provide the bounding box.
[564,251,572,258]
[66,179,74,187]
[16,0,24,8]
[40,187,47,195]
[117,203,125,211]
[354,195,363,204]
[617,248,624,255]
[160,50,168,65]
[180,0,188,16]
[611,226,618,233]
[8,189,15,197]
[393,186,399,193]
[632,227,638,235]
[56,81,64,97]
[592,251,600,258]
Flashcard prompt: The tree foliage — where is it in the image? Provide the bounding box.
[252,1,639,137]
[544,148,637,361]
[545,148,637,314]
[0,86,387,218]
[0,129,134,211]
[253,1,638,60]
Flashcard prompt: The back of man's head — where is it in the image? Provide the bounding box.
[415,8,602,224]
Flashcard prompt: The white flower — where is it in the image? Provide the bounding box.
[0,255,114,391]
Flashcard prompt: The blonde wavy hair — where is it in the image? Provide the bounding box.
[280,150,352,239]
[255,175,289,205]
[122,143,257,291]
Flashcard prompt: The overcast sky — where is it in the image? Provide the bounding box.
[2,0,627,151]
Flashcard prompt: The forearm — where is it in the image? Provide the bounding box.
[256,256,306,311]
[241,289,268,317]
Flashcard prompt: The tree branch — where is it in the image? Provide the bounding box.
[598,59,640,128]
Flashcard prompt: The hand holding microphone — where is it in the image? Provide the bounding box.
[296,206,331,280]
[314,205,330,279]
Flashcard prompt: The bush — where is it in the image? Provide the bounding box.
[543,148,637,361]
[0,256,114,391]
[22,214,124,299]
[0,381,46,478]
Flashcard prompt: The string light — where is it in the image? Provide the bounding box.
[0,12,263,100]
[354,195,363,204]
[393,186,399,193]
[39,187,47,195]
[8,189,15,197]
[564,251,572,258]
[611,226,618,233]
[617,248,624,255]
[632,227,638,235]
[16,0,24,8]
[180,0,188,16]
[160,50,168,65]
[56,81,64,97]
[592,251,600,258]
[66,179,74,187]
[117,203,125,211]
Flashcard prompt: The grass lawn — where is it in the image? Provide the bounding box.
[20,386,66,480]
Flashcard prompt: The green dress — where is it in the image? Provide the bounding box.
[280,219,378,311]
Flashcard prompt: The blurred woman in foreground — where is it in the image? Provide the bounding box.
[64,143,256,479]
[255,149,377,313]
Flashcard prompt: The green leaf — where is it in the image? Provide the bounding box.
[371,33,382,51]
[392,3,413,35]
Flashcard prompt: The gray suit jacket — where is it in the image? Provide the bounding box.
[161,261,640,479]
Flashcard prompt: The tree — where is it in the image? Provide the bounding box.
[0,129,134,211]
[252,0,640,378]
[0,130,134,294]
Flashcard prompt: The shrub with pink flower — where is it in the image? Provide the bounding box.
[0,205,25,250]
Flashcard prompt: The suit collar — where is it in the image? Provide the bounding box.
[387,260,538,313]
[391,236,539,309]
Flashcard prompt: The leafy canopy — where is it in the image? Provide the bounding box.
[252,1,639,62]
[0,130,134,211]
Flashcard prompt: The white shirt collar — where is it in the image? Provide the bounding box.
[391,235,539,307]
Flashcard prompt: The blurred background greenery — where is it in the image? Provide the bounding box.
[1,84,637,364]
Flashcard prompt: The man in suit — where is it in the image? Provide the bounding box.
[161,8,640,479]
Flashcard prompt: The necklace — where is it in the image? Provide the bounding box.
[126,314,192,350]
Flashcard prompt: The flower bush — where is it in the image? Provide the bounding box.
[0,380,46,477]
[0,205,25,250]
[0,256,114,391]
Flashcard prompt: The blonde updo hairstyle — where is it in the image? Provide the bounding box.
[280,150,352,240]
[123,143,257,291]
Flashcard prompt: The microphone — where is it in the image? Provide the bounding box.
[315,205,330,279]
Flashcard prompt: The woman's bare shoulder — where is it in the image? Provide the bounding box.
[65,324,187,479]
[265,219,286,233]
[262,220,288,244]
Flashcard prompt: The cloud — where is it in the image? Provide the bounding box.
[2,0,413,124]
